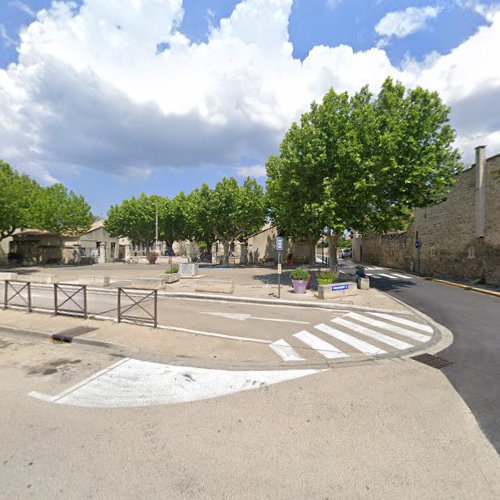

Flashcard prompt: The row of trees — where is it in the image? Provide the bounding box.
[104,177,266,263]
[0,160,93,242]
[266,77,462,270]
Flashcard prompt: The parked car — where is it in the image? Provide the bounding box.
[341,248,352,259]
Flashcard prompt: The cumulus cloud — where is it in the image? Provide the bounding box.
[375,5,442,39]
[0,0,499,182]
[236,165,267,177]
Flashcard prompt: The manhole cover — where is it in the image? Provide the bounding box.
[411,353,454,369]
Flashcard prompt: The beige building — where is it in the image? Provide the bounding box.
[7,220,120,265]
[244,225,312,265]
[354,146,500,285]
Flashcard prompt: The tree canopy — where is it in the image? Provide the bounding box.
[266,77,462,269]
[0,160,93,241]
[105,177,266,262]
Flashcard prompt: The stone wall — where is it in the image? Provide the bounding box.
[355,149,500,285]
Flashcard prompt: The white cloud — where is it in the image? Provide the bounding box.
[236,165,267,177]
[375,5,442,39]
[326,0,343,10]
[0,24,16,46]
[9,1,36,18]
[456,1,500,22]
[0,0,499,183]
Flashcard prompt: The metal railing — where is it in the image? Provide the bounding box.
[117,288,158,328]
[54,283,88,319]
[3,280,32,312]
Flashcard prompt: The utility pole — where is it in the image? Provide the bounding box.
[155,203,159,253]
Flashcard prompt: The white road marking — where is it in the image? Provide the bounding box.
[30,359,323,408]
[29,357,130,403]
[366,274,381,279]
[332,317,413,350]
[314,323,386,356]
[388,273,415,280]
[377,273,399,279]
[293,330,348,359]
[346,313,431,343]
[370,313,433,334]
[200,311,309,325]
[270,339,306,361]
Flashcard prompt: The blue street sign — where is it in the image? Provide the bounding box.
[276,237,284,251]
[332,284,349,291]
[415,240,421,249]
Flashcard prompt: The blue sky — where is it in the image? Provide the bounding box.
[1,0,500,216]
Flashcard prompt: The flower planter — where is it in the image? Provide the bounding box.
[147,257,157,265]
[292,279,307,294]
[318,281,357,299]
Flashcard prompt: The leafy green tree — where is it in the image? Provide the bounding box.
[267,77,461,270]
[105,193,159,245]
[29,183,93,235]
[1,160,93,241]
[184,183,217,251]
[210,177,266,264]
[0,160,41,241]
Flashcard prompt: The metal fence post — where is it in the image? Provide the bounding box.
[153,290,158,329]
[83,285,88,320]
[54,284,58,315]
[117,288,121,323]
[27,282,32,313]
[3,280,8,310]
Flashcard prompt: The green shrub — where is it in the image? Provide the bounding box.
[317,270,337,285]
[291,267,310,281]
[164,265,179,274]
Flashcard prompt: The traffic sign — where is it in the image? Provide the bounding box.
[415,240,421,249]
[276,237,284,251]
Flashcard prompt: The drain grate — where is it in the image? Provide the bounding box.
[411,353,454,369]
[57,326,98,337]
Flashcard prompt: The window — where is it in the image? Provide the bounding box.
[468,247,475,259]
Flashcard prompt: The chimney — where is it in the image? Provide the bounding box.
[475,145,487,238]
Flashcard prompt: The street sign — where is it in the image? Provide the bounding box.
[276,237,284,251]
[332,284,349,291]
[415,240,421,249]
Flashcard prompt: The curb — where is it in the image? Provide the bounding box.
[10,282,408,314]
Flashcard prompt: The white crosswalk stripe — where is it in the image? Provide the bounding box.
[369,313,433,334]
[293,331,348,359]
[377,273,399,279]
[314,323,386,355]
[332,317,413,350]
[365,274,381,279]
[346,312,431,343]
[269,339,305,361]
[388,273,414,280]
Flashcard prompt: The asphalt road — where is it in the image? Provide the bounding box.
[361,264,500,453]
[1,333,499,498]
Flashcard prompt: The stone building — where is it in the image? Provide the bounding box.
[244,225,313,265]
[7,219,120,265]
[353,146,500,285]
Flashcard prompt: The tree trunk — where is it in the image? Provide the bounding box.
[223,240,230,265]
[328,233,339,272]
[308,236,316,265]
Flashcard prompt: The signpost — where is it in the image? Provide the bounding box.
[276,237,284,299]
[415,239,421,274]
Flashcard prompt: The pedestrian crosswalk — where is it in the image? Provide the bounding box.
[364,269,415,280]
[269,311,433,363]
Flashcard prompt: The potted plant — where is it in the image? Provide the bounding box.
[316,270,337,286]
[286,253,294,265]
[146,251,158,264]
[291,266,310,294]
